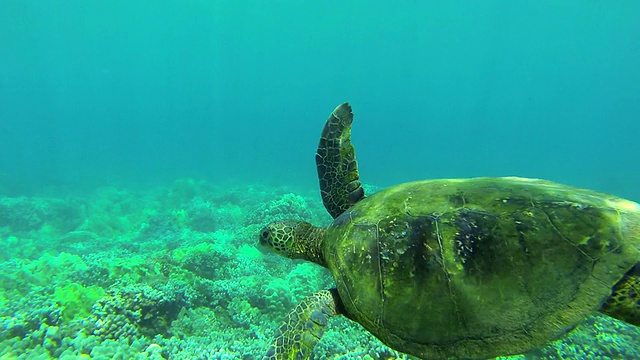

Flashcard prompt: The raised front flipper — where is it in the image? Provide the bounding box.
[263,289,342,360]
[601,263,640,326]
[315,102,365,219]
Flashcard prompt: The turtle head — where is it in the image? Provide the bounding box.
[258,221,298,257]
[258,220,326,267]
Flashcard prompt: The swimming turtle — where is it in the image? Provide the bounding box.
[258,102,640,359]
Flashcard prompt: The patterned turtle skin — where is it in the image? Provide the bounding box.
[259,103,640,360]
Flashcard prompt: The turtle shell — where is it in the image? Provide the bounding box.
[322,177,640,359]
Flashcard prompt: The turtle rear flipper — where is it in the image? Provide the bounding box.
[601,263,640,325]
[315,102,365,219]
[264,289,343,360]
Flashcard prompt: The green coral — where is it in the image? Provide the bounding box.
[0,252,89,299]
[248,193,323,227]
[171,242,232,280]
[53,283,105,322]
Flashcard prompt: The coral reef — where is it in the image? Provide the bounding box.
[89,283,187,340]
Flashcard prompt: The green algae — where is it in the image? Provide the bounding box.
[54,283,106,322]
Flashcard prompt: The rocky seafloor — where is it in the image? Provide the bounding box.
[0,178,638,359]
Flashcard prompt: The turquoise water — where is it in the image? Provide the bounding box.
[1,2,639,359]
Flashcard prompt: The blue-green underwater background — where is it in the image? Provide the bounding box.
[1,1,639,359]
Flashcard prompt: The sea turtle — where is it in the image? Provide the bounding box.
[258,102,640,359]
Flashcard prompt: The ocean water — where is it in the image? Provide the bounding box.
[0,2,639,359]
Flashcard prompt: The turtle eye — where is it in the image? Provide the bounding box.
[259,228,270,245]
